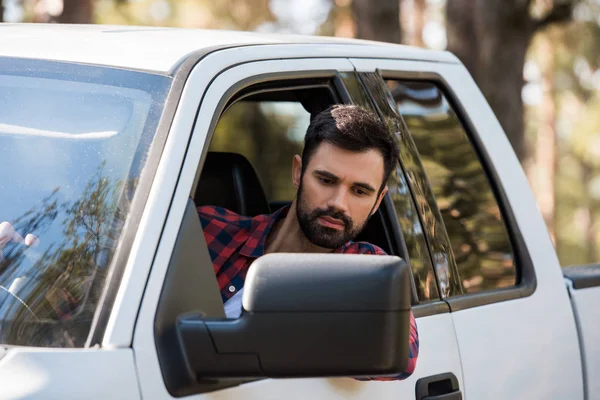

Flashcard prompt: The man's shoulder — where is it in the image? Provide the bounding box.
[197,205,240,220]
[197,205,253,227]
[196,205,273,238]
[342,241,387,255]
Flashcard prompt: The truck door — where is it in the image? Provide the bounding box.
[352,58,584,399]
[131,46,463,400]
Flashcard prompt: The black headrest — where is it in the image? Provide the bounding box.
[194,152,271,217]
[354,208,393,256]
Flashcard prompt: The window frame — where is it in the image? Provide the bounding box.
[380,70,536,311]
[155,69,375,395]
[200,73,425,306]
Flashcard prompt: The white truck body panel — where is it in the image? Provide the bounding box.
[0,348,140,400]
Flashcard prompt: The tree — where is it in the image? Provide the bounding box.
[446,0,575,163]
[55,0,93,23]
[19,0,93,23]
[532,32,559,241]
[351,0,401,43]
[402,0,426,47]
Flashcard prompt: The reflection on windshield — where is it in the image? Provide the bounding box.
[0,59,170,347]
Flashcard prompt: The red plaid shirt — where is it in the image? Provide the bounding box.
[198,204,419,380]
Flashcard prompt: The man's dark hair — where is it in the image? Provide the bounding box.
[302,104,399,192]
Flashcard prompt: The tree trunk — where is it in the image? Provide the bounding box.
[412,0,426,47]
[582,164,597,262]
[535,33,558,242]
[447,0,533,162]
[0,0,4,23]
[446,0,478,75]
[351,0,401,43]
[56,0,93,24]
[446,0,573,163]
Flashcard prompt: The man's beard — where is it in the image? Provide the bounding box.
[295,182,370,249]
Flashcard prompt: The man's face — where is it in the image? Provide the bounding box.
[293,142,388,249]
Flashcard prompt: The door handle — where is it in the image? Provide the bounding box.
[416,372,462,400]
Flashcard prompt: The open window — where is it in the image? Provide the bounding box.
[194,79,407,260]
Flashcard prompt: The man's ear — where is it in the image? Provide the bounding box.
[371,186,388,217]
[292,154,302,189]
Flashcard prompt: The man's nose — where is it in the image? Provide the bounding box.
[327,187,350,214]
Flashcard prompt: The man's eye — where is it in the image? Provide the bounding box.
[354,188,368,196]
[319,177,333,185]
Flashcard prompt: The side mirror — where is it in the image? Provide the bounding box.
[176,252,412,379]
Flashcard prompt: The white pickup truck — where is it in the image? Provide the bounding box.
[0,23,597,400]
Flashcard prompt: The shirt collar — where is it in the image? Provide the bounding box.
[238,205,290,258]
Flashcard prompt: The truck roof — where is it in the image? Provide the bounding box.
[0,23,459,74]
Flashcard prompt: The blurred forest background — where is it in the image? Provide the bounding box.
[2,0,600,268]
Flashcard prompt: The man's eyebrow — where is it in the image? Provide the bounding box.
[353,182,377,193]
[314,170,340,181]
[314,170,377,193]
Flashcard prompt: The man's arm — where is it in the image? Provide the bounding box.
[350,241,420,381]
[355,311,419,381]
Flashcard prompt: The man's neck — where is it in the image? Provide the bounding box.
[264,200,333,254]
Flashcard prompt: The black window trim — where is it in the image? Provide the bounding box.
[339,71,443,307]
[413,301,450,318]
[379,69,537,312]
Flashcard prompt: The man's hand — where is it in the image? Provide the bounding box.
[0,221,39,260]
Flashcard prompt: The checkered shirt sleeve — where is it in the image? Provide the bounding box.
[344,241,419,381]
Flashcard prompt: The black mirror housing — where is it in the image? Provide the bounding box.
[176,253,412,380]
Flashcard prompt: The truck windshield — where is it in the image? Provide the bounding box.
[0,59,170,347]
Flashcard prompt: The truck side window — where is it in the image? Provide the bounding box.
[197,81,420,300]
[386,80,517,293]
[387,163,440,302]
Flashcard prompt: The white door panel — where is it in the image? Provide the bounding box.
[149,313,460,400]
[198,314,462,400]
[133,51,463,399]
[452,291,582,400]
